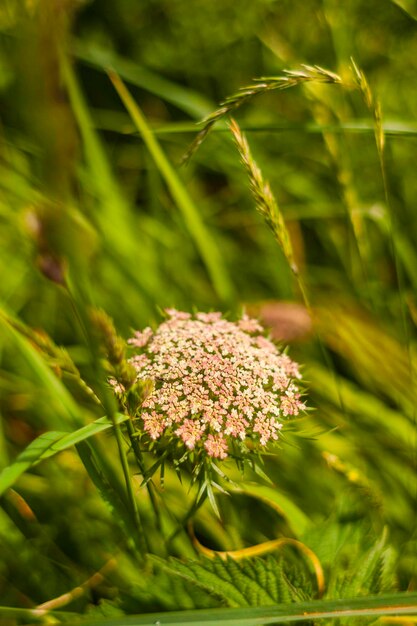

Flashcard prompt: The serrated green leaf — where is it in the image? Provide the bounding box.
[150,554,305,608]
[152,555,248,607]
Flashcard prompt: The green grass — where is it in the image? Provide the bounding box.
[0,1,416,624]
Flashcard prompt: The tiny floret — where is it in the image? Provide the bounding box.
[127,327,153,348]
[126,311,305,461]
[108,377,125,396]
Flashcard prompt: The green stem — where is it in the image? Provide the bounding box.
[113,417,148,554]
[65,280,148,557]
[126,418,162,532]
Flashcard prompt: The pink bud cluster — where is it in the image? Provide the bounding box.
[127,310,305,460]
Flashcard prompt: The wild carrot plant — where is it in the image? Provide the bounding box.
[108,309,305,507]
[1,2,416,624]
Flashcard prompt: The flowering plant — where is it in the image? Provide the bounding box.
[114,310,305,482]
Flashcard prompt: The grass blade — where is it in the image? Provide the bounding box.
[73,41,213,119]
[0,414,128,497]
[0,308,85,428]
[92,116,417,138]
[61,53,159,304]
[108,70,235,304]
[234,482,311,537]
[75,440,146,556]
[41,592,417,625]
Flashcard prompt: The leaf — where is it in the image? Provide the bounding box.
[75,440,144,555]
[131,564,219,612]
[61,53,159,305]
[0,413,128,497]
[88,114,417,138]
[0,307,85,428]
[313,305,417,416]
[345,532,388,596]
[108,71,235,304]
[150,554,304,608]
[234,482,311,537]
[332,529,398,598]
[390,0,417,21]
[73,41,213,119]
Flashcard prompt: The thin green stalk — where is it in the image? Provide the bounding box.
[31,592,417,625]
[73,40,213,119]
[66,282,148,556]
[92,116,417,137]
[125,418,162,532]
[351,60,417,556]
[167,488,208,549]
[0,605,79,622]
[61,51,160,305]
[112,414,147,552]
[0,411,9,471]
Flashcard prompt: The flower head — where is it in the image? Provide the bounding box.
[125,310,305,463]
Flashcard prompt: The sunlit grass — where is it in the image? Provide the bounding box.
[0,1,416,623]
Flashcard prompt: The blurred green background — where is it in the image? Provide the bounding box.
[0,0,416,620]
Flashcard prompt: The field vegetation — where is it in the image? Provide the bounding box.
[0,1,416,624]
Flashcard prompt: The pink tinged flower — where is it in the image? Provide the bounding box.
[127,327,153,348]
[253,415,281,446]
[129,354,151,370]
[204,433,229,459]
[255,335,276,352]
[272,371,289,391]
[238,314,264,334]
[201,406,224,432]
[142,411,166,439]
[176,419,205,449]
[125,311,305,459]
[281,390,305,416]
[196,312,223,323]
[165,308,192,320]
[280,354,302,379]
[224,410,249,440]
[108,378,125,396]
